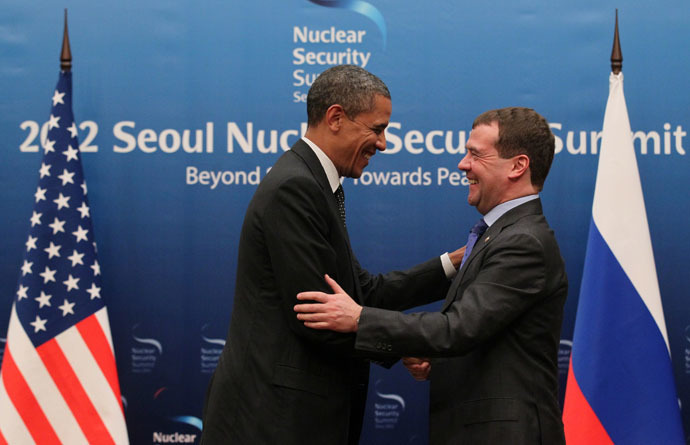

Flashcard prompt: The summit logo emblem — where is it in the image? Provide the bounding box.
[131,323,163,374]
[308,0,387,49]
[373,379,405,430]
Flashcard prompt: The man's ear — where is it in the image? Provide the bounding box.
[508,154,530,180]
[325,104,345,132]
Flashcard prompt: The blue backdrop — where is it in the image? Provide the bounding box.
[2,0,689,443]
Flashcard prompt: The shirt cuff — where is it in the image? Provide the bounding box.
[440,252,457,279]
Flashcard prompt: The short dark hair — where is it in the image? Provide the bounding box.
[306,65,391,126]
[473,107,555,190]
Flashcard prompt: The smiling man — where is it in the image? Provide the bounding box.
[201,65,464,445]
[295,107,568,444]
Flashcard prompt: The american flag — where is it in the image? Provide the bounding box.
[0,71,129,444]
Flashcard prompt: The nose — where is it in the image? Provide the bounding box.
[458,152,470,171]
[376,133,386,151]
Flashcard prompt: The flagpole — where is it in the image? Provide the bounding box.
[61,9,71,72]
[611,9,622,74]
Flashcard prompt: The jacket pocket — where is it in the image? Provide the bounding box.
[271,364,330,397]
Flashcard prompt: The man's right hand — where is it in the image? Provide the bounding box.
[402,357,431,381]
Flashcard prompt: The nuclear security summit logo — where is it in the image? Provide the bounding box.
[152,416,202,444]
[150,387,203,444]
[373,379,405,430]
[308,0,387,48]
[200,323,225,374]
[131,323,163,374]
[291,0,387,103]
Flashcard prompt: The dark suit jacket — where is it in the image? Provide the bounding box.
[201,139,451,445]
[355,199,568,445]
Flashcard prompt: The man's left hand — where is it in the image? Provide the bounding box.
[295,274,362,333]
[449,245,467,269]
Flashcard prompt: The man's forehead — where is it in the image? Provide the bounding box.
[469,122,498,137]
[467,123,499,150]
[373,94,392,110]
[362,95,391,120]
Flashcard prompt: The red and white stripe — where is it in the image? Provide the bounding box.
[0,306,128,444]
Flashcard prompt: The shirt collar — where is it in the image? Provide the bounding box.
[483,194,539,227]
[302,136,341,193]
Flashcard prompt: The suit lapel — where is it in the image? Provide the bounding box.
[291,140,331,190]
[440,199,544,312]
[290,140,363,302]
[291,141,346,237]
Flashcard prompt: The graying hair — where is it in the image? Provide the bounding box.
[306,65,391,126]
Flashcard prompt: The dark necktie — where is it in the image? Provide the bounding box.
[334,185,346,227]
[459,218,488,268]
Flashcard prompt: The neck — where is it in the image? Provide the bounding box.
[504,179,539,201]
[305,126,339,172]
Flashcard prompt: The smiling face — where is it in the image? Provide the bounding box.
[332,94,391,178]
[458,122,517,215]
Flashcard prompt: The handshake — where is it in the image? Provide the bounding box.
[401,357,431,381]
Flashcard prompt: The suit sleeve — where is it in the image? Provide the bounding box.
[354,231,551,357]
[354,255,450,311]
[262,175,357,352]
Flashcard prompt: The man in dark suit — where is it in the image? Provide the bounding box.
[295,107,568,444]
[201,65,463,444]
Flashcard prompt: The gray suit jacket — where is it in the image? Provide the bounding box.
[355,199,568,444]
[201,139,451,445]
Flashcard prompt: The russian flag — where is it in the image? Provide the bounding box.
[562,72,685,443]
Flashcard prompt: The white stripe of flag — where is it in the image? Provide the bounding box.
[0,305,88,444]
[592,72,669,350]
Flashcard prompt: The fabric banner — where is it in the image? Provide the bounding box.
[563,72,684,444]
[0,70,128,445]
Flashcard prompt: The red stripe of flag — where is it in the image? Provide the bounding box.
[37,338,115,445]
[76,315,124,413]
[563,357,613,444]
[1,346,61,445]
[0,426,7,445]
